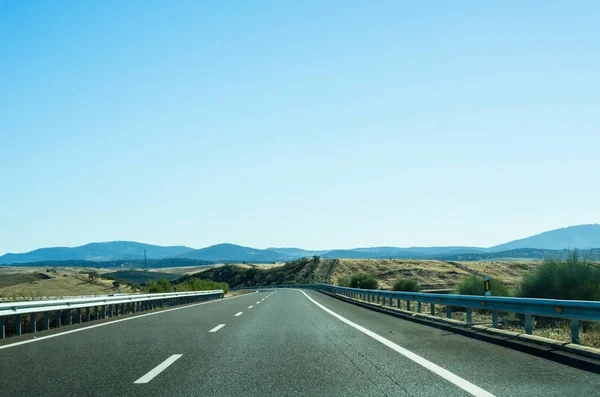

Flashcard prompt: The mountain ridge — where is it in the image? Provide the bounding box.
[1,224,599,264]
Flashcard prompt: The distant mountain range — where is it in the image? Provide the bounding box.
[1,224,599,265]
[0,241,195,264]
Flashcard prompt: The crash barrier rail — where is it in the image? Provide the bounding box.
[255,284,600,344]
[0,290,224,339]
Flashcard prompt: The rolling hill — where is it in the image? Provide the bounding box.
[178,243,291,263]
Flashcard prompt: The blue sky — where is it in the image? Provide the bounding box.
[1,1,599,254]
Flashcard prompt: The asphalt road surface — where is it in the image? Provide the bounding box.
[1,289,599,396]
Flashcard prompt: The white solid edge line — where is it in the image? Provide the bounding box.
[248,305,254,308]
[234,312,243,316]
[134,354,183,384]
[209,324,226,332]
[295,289,495,397]
[0,292,257,351]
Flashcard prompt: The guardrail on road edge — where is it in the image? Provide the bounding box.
[0,290,224,339]
[253,284,600,344]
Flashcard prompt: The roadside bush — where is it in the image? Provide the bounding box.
[393,279,421,292]
[518,252,600,301]
[176,278,229,293]
[144,278,173,293]
[337,273,378,289]
[455,275,510,297]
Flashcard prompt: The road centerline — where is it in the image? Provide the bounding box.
[248,305,254,309]
[134,354,182,384]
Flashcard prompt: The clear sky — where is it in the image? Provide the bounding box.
[1,1,599,255]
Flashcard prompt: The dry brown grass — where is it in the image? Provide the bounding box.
[0,268,134,298]
[332,259,542,291]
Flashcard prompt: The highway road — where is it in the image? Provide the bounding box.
[1,289,599,396]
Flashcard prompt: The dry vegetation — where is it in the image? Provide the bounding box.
[0,267,134,298]
[331,259,541,291]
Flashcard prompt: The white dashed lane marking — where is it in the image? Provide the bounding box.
[209,324,226,333]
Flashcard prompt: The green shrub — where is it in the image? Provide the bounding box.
[518,252,600,300]
[393,279,421,292]
[455,274,510,296]
[144,277,173,293]
[337,273,378,289]
[337,276,352,287]
[176,278,229,293]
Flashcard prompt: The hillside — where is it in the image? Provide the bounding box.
[0,267,135,297]
[0,241,195,264]
[179,243,291,263]
[178,257,539,291]
[489,224,600,251]
[331,259,539,290]
[175,257,337,287]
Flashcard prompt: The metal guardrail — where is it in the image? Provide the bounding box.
[0,290,224,339]
[256,284,600,344]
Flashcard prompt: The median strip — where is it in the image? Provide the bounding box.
[134,354,182,384]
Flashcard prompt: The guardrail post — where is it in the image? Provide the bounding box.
[430,303,435,316]
[77,308,82,323]
[56,310,61,328]
[417,301,421,313]
[406,300,411,311]
[0,316,4,339]
[397,298,401,309]
[95,306,100,321]
[377,294,380,304]
[570,320,580,344]
[524,314,533,335]
[66,309,72,325]
[115,304,119,317]
[492,312,498,328]
[86,307,91,322]
[102,305,107,319]
[15,314,21,336]
[109,305,113,317]
[44,312,49,330]
[466,308,472,324]
[30,313,36,333]
[446,305,452,319]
